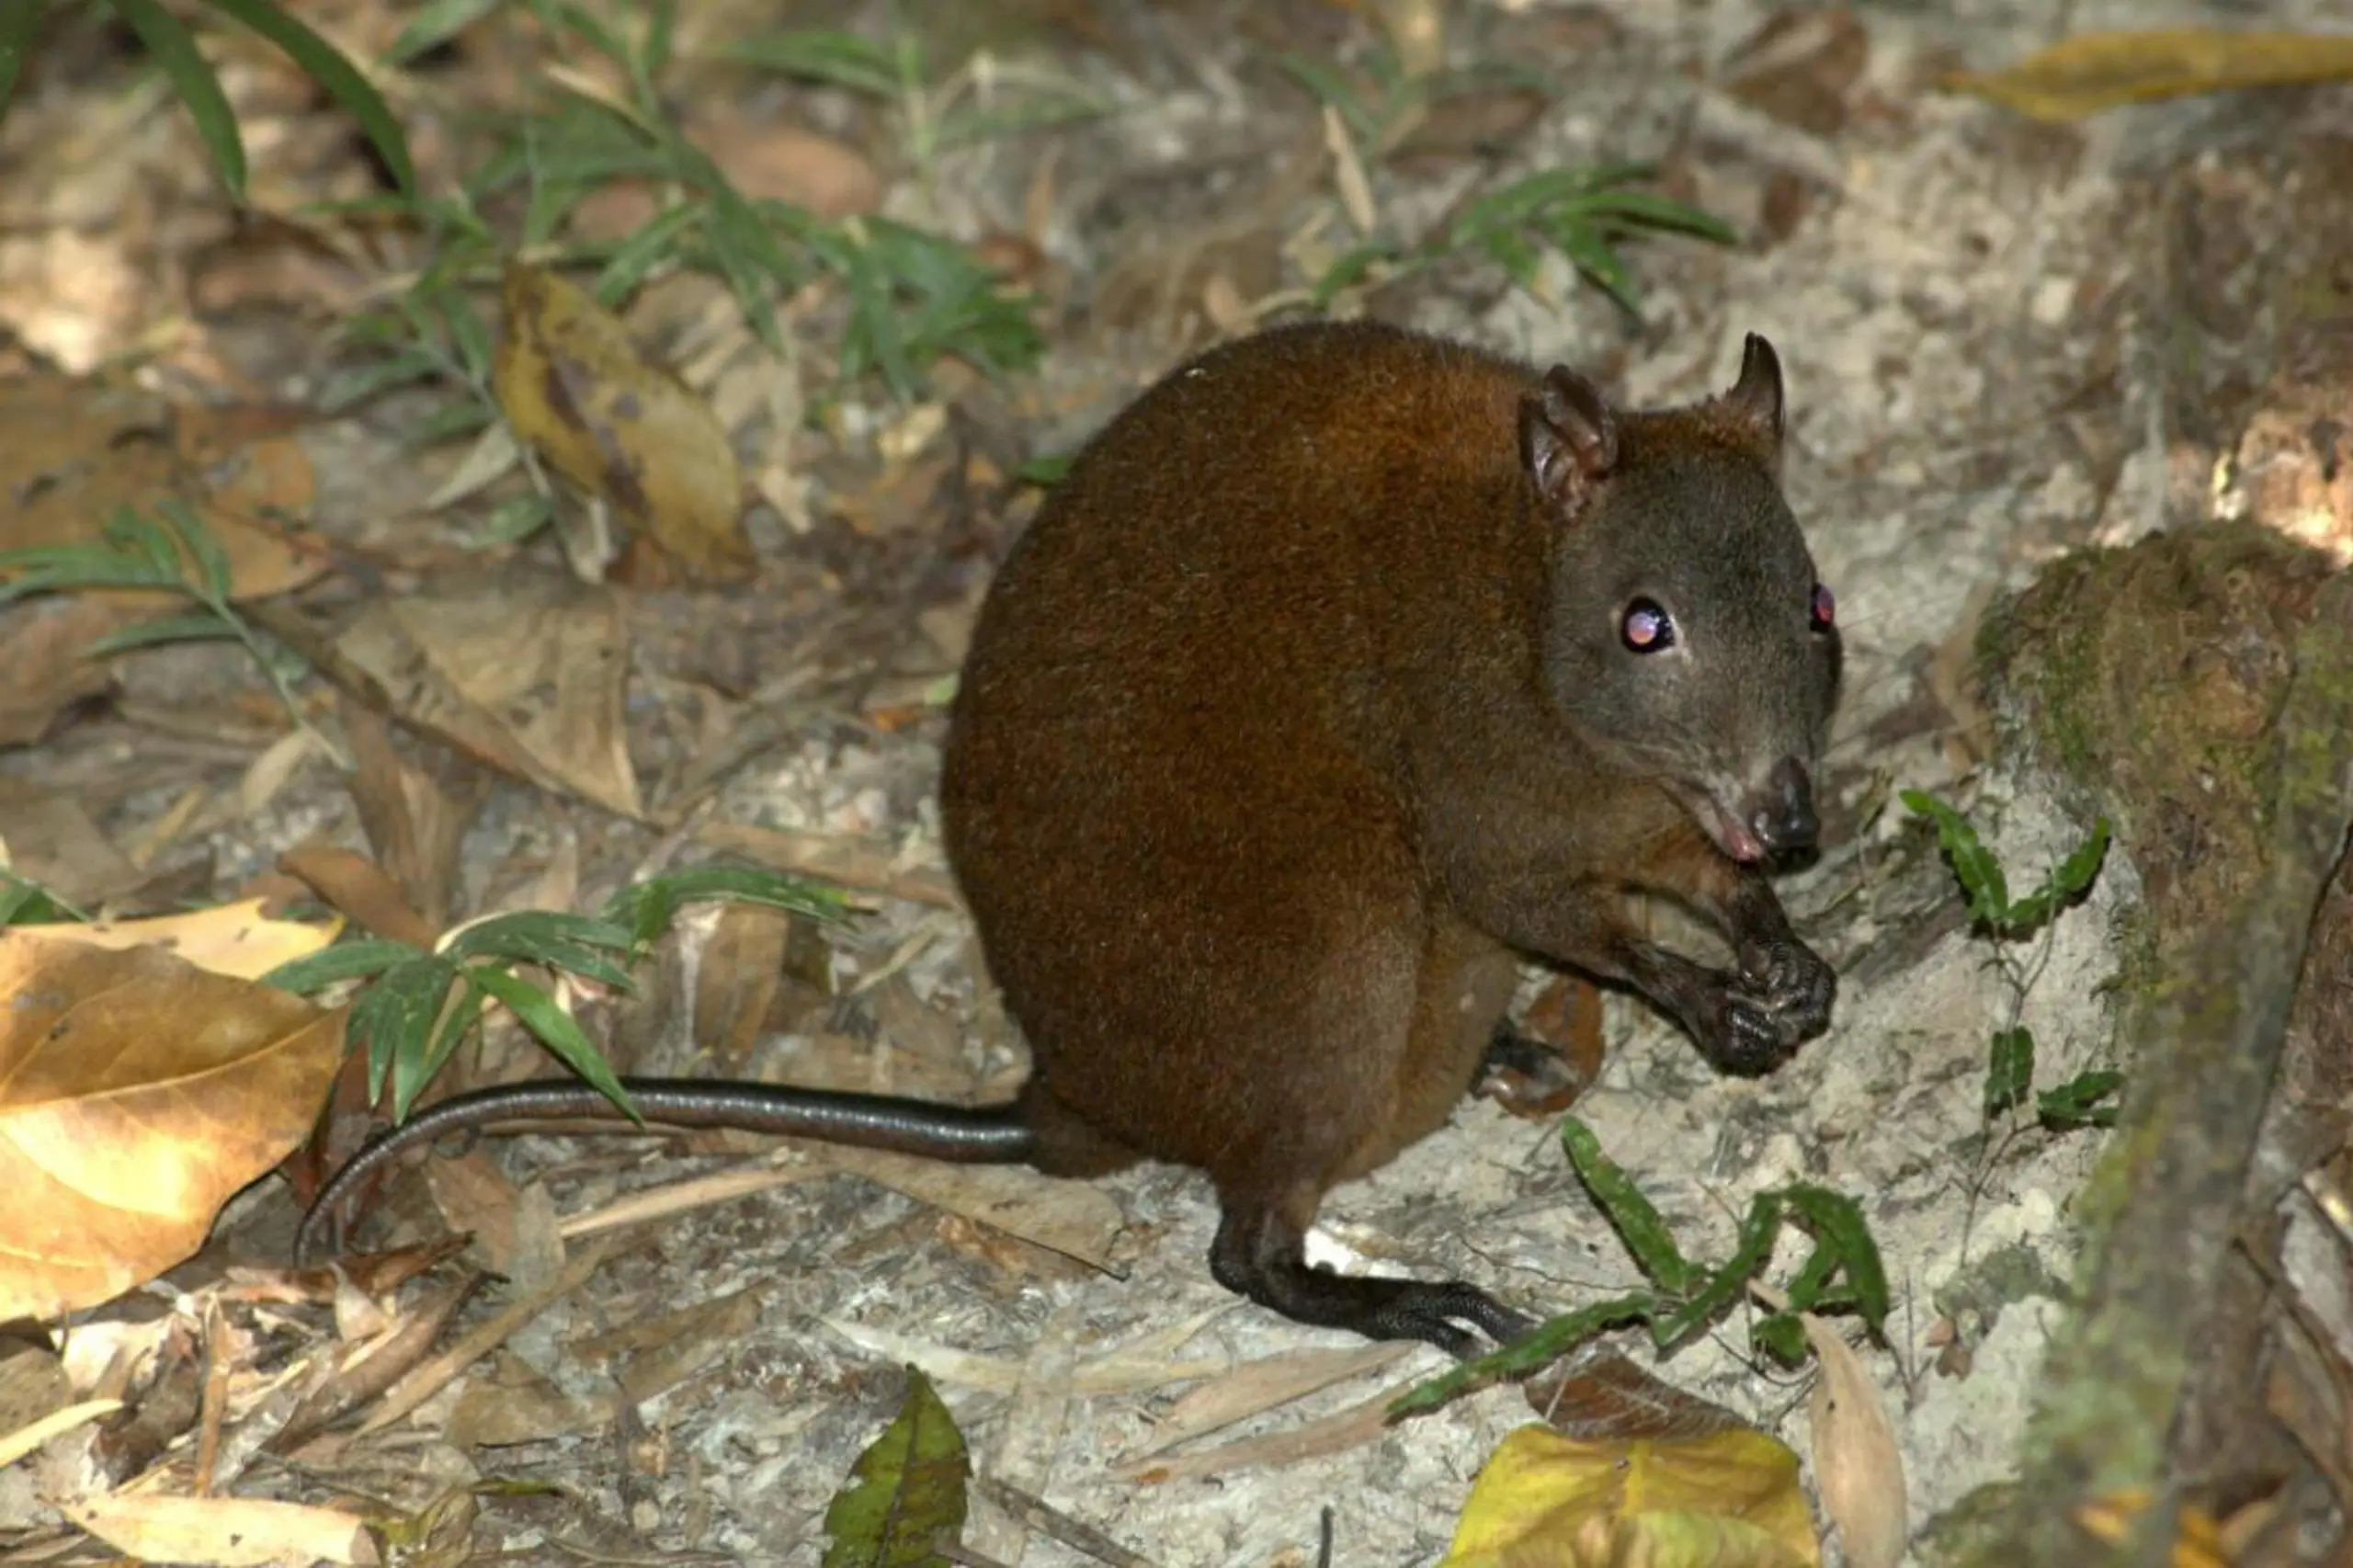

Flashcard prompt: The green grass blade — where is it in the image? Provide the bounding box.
[1752,1311,1807,1365]
[446,911,637,988]
[207,0,416,195]
[384,0,502,66]
[0,0,44,125]
[263,937,422,995]
[318,346,447,412]
[1567,189,1741,244]
[1384,1291,1657,1420]
[87,611,240,656]
[728,28,902,98]
[349,954,460,1113]
[105,0,247,199]
[601,865,847,951]
[465,963,640,1121]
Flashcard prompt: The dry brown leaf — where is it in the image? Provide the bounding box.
[445,1349,605,1448]
[333,580,645,818]
[1525,1350,1747,1441]
[1131,1341,1414,1458]
[0,1396,120,1469]
[695,901,794,1072]
[491,260,753,581]
[1116,1381,1404,1483]
[692,108,881,219]
[1943,29,2353,123]
[822,1147,1124,1271]
[0,939,345,1321]
[0,596,132,746]
[1798,1312,1907,1568]
[66,1492,378,1566]
[0,778,144,906]
[9,896,341,980]
[278,844,438,949]
[0,372,326,606]
[0,1336,72,1437]
[339,698,487,932]
[1437,1425,1820,1568]
[357,1234,619,1436]
[556,1159,834,1244]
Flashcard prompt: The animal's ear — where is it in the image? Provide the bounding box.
[1720,332,1785,453]
[1519,366,1618,511]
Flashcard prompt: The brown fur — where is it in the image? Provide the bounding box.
[940,317,1841,1350]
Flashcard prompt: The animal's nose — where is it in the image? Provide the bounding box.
[1747,756,1818,853]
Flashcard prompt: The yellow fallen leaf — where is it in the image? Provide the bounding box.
[1943,29,2353,123]
[491,259,753,580]
[66,1493,377,1566]
[7,896,340,980]
[0,940,346,1321]
[2073,1488,2232,1568]
[1440,1423,1821,1568]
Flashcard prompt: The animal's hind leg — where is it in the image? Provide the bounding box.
[1207,1190,1532,1357]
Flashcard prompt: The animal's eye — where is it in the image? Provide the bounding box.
[1810,582,1836,631]
[1621,597,1675,653]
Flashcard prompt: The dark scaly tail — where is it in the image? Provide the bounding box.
[293,1078,1033,1267]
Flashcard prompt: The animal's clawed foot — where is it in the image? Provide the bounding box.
[1688,937,1836,1074]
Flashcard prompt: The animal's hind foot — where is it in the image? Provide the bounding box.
[1210,1204,1532,1358]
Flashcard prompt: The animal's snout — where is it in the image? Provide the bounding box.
[1746,756,1818,854]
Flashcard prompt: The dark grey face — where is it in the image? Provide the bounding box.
[1543,450,1842,863]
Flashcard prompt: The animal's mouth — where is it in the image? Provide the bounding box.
[1674,784,1767,865]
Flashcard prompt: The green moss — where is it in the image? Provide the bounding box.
[1975,522,2336,989]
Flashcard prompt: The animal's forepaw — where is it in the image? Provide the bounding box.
[1740,937,1836,1043]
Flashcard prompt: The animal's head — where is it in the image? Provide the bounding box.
[1521,335,1842,864]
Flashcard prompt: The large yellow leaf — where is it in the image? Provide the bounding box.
[9,896,341,980]
[1944,29,2353,123]
[1441,1424,1820,1568]
[0,938,346,1320]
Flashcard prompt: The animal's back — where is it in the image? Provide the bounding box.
[939,319,1539,1182]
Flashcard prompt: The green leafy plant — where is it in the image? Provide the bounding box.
[321,5,1043,438]
[1315,162,1738,316]
[265,864,846,1124]
[1276,40,1733,315]
[733,23,1109,194]
[0,0,414,201]
[1901,790,2119,1134]
[1277,45,1550,161]
[1390,1118,1889,1417]
[0,502,343,764]
[0,870,87,927]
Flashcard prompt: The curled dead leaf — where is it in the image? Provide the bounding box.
[491,261,754,581]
